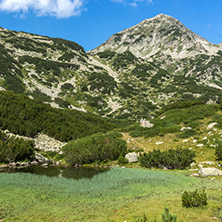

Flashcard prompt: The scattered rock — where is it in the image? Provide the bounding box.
[200,161,214,165]
[35,153,50,163]
[31,160,38,165]
[160,116,165,120]
[191,173,199,177]
[190,162,196,167]
[196,144,204,147]
[207,122,218,130]
[180,127,192,131]
[34,133,66,152]
[193,139,197,143]
[125,152,138,163]
[202,136,207,140]
[182,139,188,143]
[140,119,154,128]
[155,141,164,145]
[198,166,222,176]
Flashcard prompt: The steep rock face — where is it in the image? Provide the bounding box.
[91,14,221,59]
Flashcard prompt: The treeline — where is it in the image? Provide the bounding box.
[0,131,34,163]
[0,91,118,142]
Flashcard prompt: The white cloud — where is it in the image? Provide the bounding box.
[0,0,85,18]
[111,0,153,7]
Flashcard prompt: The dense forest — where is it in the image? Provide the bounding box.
[0,91,120,142]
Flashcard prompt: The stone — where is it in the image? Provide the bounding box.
[140,118,154,128]
[125,152,138,163]
[155,141,163,145]
[207,122,218,130]
[180,127,192,131]
[35,153,50,163]
[191,173,199,177]
[202,136,207,140]
[196,144,204,147]
[190,162,196,167]
[198,166,222,176]
[182,139,188,143]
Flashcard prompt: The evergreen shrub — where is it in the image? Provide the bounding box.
[139,148,195,170]
[182,189,207,208]
[62,133,127,165]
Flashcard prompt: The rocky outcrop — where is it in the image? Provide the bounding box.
[207,122,218,130]
[140,119,154,128]
[198,165,222,176]
[125,152,138,163]
[34,133,66,152]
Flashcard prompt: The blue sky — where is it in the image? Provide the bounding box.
[0,0,221,51]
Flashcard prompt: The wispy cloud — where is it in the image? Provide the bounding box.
[111,0,153,7]
[0,0,85,18]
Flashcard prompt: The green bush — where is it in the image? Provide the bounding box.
[117,155,128,164]
[182,189,207,208]
[177,129,197,138]
[0,131,34,163]
[215,142,222,160]
[139,148,195,170]
[62,133,127,165]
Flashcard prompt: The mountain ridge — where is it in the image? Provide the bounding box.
[0,14,222,120]
[90,13,222,59]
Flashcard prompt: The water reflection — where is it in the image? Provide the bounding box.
[1,165,109,179]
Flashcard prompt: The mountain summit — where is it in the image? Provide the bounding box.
[91,14,221,59]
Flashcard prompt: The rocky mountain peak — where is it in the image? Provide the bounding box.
[91,14,221,59]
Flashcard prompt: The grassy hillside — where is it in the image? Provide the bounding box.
[124,101,222,165]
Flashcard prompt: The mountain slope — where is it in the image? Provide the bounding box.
[91,14,222,59]
[1,14,222,120]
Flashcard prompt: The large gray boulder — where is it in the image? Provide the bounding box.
[198,166,222,176]
[125,152,138,163]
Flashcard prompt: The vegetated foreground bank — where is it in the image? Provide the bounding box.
[0,168,221,222]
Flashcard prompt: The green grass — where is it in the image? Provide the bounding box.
[0,168,221,221]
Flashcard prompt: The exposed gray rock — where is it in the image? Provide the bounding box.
[191,173,199,177]
[125,152,138,163]
[198,166,222,176]
[140,119,154,128]
[35,153,50,163]
[34,133,66,152]
[207,122,218,130]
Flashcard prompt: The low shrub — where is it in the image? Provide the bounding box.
[215,141,222,160]
[0,131,34,163]
[62,133,127,165]
[182,189,207,208]
[177,129,197,138]
[117,155,128,164]
[139,148,195,170]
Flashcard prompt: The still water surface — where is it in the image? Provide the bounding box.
[1,165,109,179]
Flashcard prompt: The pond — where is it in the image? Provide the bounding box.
[0,164,109,179]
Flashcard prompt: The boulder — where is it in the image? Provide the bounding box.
[198,166,222,176]
[125,152,138,163]
[207,122,218,130]
[140,119,154,128]
[35,153,50,163]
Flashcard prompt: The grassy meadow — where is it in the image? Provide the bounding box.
[0,167,221,222]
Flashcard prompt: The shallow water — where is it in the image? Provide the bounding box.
[0,165,109,179]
